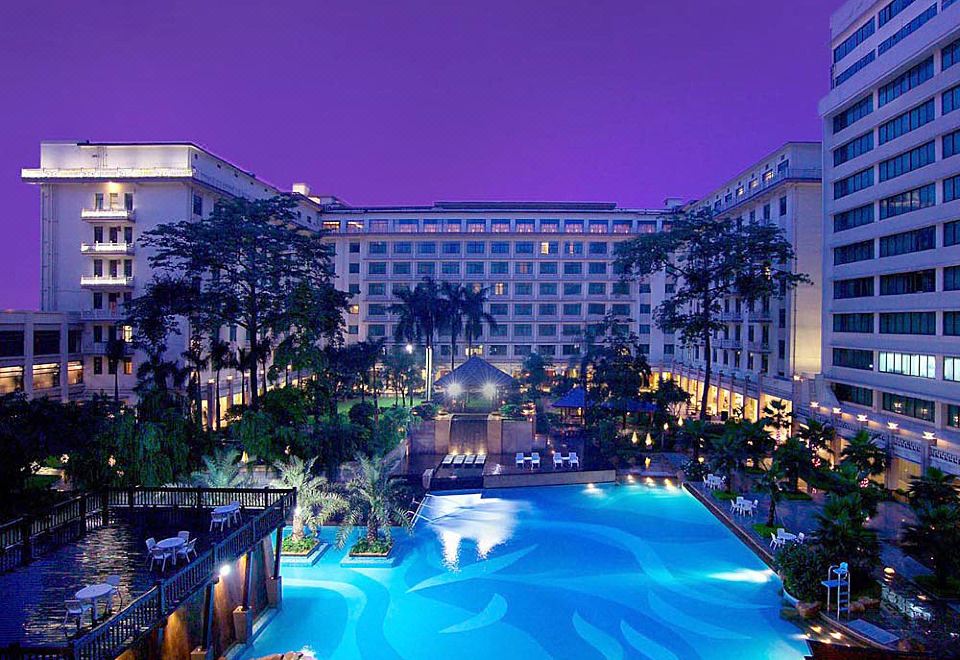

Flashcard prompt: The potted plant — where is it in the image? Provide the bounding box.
[274,456,344,557]
[336,454,413,558]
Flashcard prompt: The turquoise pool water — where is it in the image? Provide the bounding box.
[242,483,807,659]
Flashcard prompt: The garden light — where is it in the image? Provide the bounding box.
[219,564,231,577]
[448,382,463,397]
[482,382,497,399]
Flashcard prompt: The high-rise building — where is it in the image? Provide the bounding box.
[669,143,824,422]
[817,0,960,488]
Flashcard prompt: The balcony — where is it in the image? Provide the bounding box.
[748,311,772,323]
[719,312,742,322]
[717,339,742,350]
[80,308,125,321]
[80,275,134,289]
[747,341,771,353]
[81,208,135,222]
[80,242,136,255]
[82,338,134,355]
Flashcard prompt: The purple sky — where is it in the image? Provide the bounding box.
[0,0,838,309]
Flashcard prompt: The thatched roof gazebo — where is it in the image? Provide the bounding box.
[434,357,517,399]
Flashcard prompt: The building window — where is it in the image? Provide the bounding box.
[0,365,23,394]
[833,204,874,232]
[564,283,582,296]
[878,141,936,182]
[833,132,874,166]
[539,262,558,275]
[833,382,873,407]
[834,240,874,265]
[946,174,960,203]
[417,262,436,276]
[833,313,874,333]
[833,276,874,299]
[779,196,787,216]
[192,194,203,216]
[516,220,534,233]
[368,263,386,275]
[33,330,60,356]
[877,57,934,107]
[880,269,935,295]
[879,225,936,257]
[945,83,960,114]
[833,348,874,370]
[466,241,485,255]
[834,50,876,88]
[515,284,532,295]
[879,311,935,335]
[833,96,873,133]
[878,98,935,144]
[834,167,874,199]
[368,325,386,337]
[877,5,938,56]
[878,351,935,378]
[0,331,24,358]
[32,363,60,390]
[834,17,875,63]
[588,282,605,295]
[564,262,583,275]
[944,357,960,382]
[948,404,960,428]
[882,392,935,422]
[441,262,460,275]
[539,283,557,296]
[879,183,935,219]
[491,220,510,233]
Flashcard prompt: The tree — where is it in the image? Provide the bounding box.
[208,338,234,430]
[580,316,651,429]
[382,348,419,406]
[105,335,128,408]
[520,352,553,395]
[335,454,412,550]
[839,430,887,480]
[615,208,809,421]
[652,379,690,420]
[181,333,209,430]
[774,436,812,493]
[815,493,879,578]
[440,282,467,370]
[907,467,959,509]
[273,456,344,541]
[757,460,785,528]
[141,195,342,410]
[125,275,189,394]
[461,285,497,356]
[797,420,836,460]
[191,447,250,488]
[903,504,960,588]
[390,278,446,401]
[709,425,747,493]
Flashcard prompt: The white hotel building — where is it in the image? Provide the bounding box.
[668,143,825,423]
[816,0,960,488]
[18,141,678,416]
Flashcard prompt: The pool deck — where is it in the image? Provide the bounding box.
[0,509,224,647]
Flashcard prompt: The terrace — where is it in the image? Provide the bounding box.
[0,488,293,660]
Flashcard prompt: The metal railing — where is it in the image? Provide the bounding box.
[0,488,294,660]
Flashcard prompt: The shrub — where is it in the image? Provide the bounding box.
[348,401,377,429]
[682,458,708,482]
[411,402,440,420]
[499,403,524,420]
[282,535,318,554]
[775,542,828,603]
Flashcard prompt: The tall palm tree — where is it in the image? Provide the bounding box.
[907,467,959,509]
[181,334,209,429]
[335,454,412,550]
[757,460,785,527]
[273,456,345,541]
[235,347,250,406]
[815,493,879,573]
[774,435,812,493]
[797,419,836,461]
[903,503,960,588]
[390,278,445,401]
[105,335,127,409]
[710,426,747,493]
[209,337,232,430]
[440,282,467,370]
[840,430,887,480]
[461,285,498,356]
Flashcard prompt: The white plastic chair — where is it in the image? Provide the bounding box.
[229,501,242,524]
[104,574,123,608]
[531,452,541,469]
[177,538,198,563]
[210,512,229,532]
[553,453,563,469]
[63,599,92,629]
[515,453,524,468]
[177,530,190,542]
[144,538,157,566]
[769,533,783,550]
[570,452,580,469]
[796,532,805,544]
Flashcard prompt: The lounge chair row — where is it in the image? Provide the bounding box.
[441,454,487,468]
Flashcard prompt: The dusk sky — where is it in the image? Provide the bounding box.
[1,0,838,309]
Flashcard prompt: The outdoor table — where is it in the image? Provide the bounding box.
[75,583,113,623]
[212,502,240,526]
[156,536,186,566]
[778,532,798,542]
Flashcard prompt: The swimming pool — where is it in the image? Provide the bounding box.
[241,483,807,659]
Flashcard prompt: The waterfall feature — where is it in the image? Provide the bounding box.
[449,414,489,455]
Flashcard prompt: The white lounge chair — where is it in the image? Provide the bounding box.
[731,496,745,514]
[453,455,466,466]
[475,454,486,468]
[464,454,476,466]
[769,533,784,550]
[531,452,541,469]
[441,454,455,467]
[63,599,92,630]
[516,453,525,468]
[569,452,580,469]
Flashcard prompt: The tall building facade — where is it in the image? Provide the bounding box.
[669,143,825,422]
[817,0,960,488]
[318,199,675,374]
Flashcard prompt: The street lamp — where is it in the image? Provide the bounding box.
[405,343,414,354]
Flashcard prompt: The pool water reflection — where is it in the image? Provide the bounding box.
[242,484,806,659]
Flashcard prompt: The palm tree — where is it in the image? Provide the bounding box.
[235,347,251,406]
[390,278,445,401]
[903,503,960,588]
[757,461,785,528]
[815,493,879,573]
[209,337,232,430]
[440,282,467,370]
[461,285,497,356]
[907,467,959,509]
[840,430,887,480]
[191,447,249,488]
[105,335,127,408]
[797,420,836,459]
[181,334,209,429]
[335,454,412,550]
[709,426,747,493]
[774,436,811,493]
[273,456,345,541]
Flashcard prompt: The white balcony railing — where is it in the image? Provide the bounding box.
[80,275,134,288]
[80,309,125,321]
[80,242,135,255]
[81,208,135,222]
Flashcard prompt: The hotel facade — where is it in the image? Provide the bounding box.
[816,0,960,489]
[668,143,825,424]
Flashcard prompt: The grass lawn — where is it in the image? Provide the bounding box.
[781,491,813,501]
[915,575,960,599]
[336,396,424,414]
[711,490,738,502]
[752,523,778,538]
